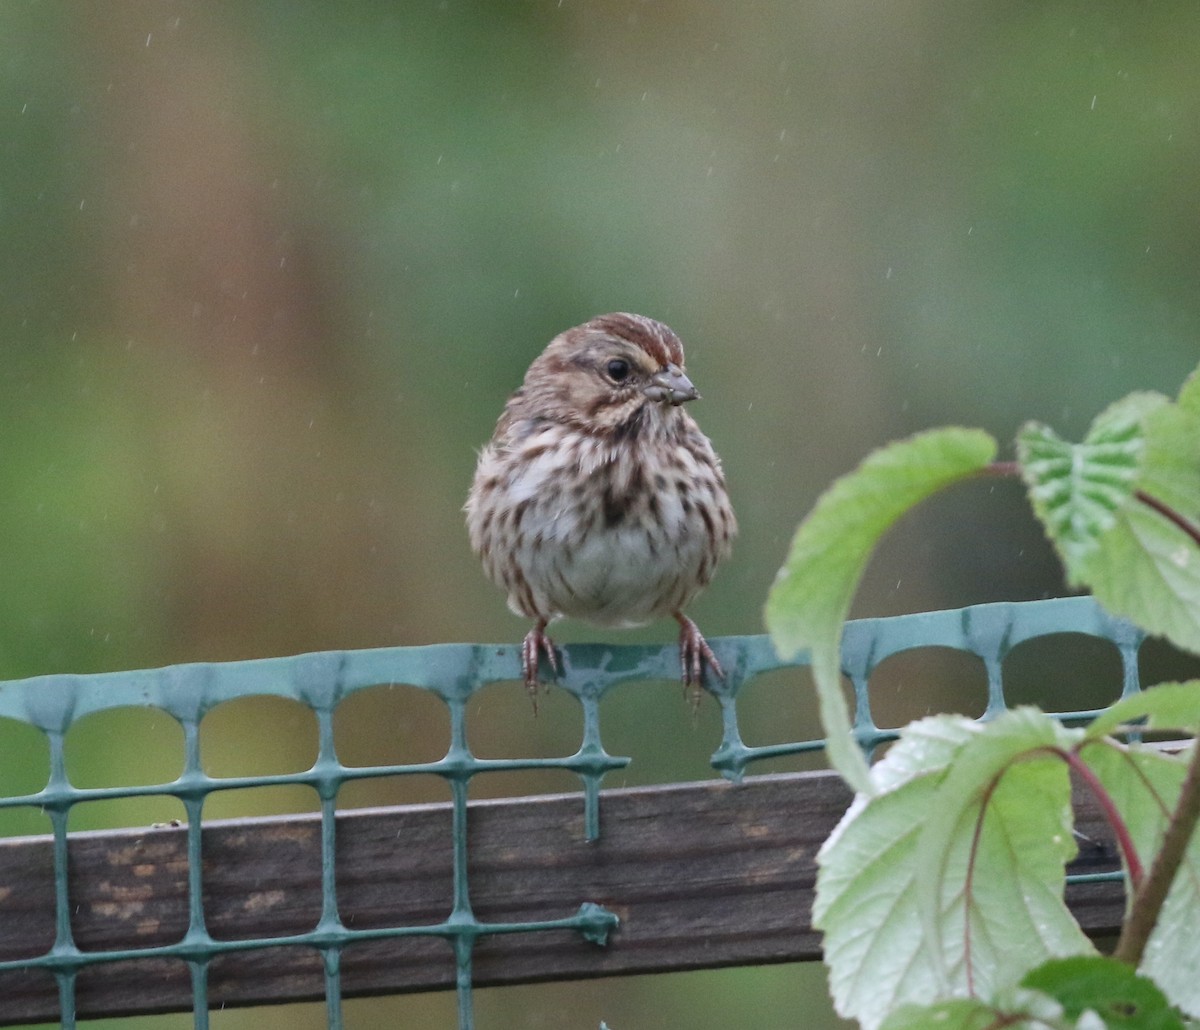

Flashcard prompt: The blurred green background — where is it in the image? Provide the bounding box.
[2,1,1199,1027]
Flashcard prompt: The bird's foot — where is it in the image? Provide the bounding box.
[675,613,724,712]
[521,620,559,713]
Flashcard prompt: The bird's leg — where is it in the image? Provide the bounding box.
[521,618,559,712]
[675,612,724,711]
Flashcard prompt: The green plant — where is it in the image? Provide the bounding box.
[765,363,1200,1028]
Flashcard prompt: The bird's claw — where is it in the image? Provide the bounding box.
[521,621,559,713]
[676,613,724,712]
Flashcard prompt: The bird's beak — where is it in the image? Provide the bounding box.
[645,363,699,405]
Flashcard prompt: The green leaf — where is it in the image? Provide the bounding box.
[1085,681,1200,741]
[1177,360,1200,416]
[1017,387,1200,655]
[869,713,981,792]
[1079,503,1200,655]
[1017,393,1165,569]
[1141,399,1200,523]
[1081,743,1200,1018]
[764,427,997,659]
[883,973,1183,1030]
[765,427,997,791]
[914,709,1090,993]
[879,999,1000,1030]
[815,768,950,1028]
[1081,743,1185,874]
[1022,956,1185,1029]
[880,994,1065,1030]
[815,710,1091,1030]
[1144,835,1200,1022]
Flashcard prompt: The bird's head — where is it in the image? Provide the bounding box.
[514,312,700,437]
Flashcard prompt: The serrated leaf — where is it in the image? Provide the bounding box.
[1141,401,1200,523]
[1080,742,1185,871]
[915,709,1090,992]
[1080,743,1200,1018]
[1144,873,1200,1023]
[765,427,997,791]
[815,709,1091,1030]
[869,714,981,792]
[1017,394,1165,569]
[1078,503,1200,655]
[1085,681,1200,741]
[815,771,951,1029]
[1118,380,1200,653]
[1022,956,1185,1030]
[1018,388,1200,656]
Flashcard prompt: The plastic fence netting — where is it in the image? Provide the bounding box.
[0,596,1145,1029]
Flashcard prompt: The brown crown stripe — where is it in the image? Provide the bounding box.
[584,312,685,369]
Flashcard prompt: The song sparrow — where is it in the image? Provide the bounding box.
[465,312,736,704]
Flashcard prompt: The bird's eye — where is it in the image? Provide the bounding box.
[606,358,631,382]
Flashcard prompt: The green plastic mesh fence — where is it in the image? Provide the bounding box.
[0,596,1146,1029]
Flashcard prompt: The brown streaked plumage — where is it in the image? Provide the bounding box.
[465,312,736,706]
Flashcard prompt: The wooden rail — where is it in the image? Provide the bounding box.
[0,770,1124,1023]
